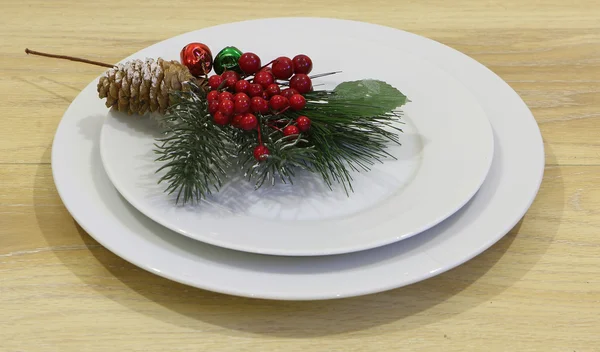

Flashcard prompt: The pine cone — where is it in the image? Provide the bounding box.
[97,58,206,115]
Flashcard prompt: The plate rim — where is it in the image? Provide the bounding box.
[51,17,544,300]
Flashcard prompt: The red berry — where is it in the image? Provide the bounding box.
[259,66,272,75]
[207,90,219,102]
[231,114,244,128]
[240,113,258,130]
[213,111,230,126]
[272,56,294,79]
[292,54,313,74]
[290,74,312,94]
[296,116,311,132]
[208,75,223,90]
[265,84,281,97]
[221,71,239,90]
[218,99,234,116]
[219,91,233,102]
[250,97,269,114]
[239,52,261,74]
[254,70,274,88]
[224,77,237,90]
[253,145,270,161]
[283,125,300,136]
[269,95,289,111]
[289,94,306,111]
[247,83,263,97]
[234,93,251,114]
[234,92,250,101]
[261,91,270,101]
[281,88,299,99]
[235,79,250,93]
[208,100,219,114]
[221,70,240,80]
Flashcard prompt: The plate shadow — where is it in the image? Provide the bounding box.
[36,134,562,338]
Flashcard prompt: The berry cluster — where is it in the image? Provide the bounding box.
[206,53,316,161]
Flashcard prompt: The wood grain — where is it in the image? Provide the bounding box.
[1,1,599,351]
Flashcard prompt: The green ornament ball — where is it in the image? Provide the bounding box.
[213,46,243,74]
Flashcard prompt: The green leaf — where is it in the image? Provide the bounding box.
[331,79,408,117]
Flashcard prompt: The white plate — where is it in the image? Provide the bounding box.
[51,18,544,300]
[99,26,494,256]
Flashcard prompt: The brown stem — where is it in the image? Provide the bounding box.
[257,125,263,145]
[268,122,284,133]
[24,48,115,68]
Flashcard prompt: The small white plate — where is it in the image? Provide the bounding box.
[51,18,543,300]
[99,28,494,256]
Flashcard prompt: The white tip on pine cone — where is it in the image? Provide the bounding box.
[142,59,153,82]
[151,60,161,87]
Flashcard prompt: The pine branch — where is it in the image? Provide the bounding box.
[153,79,407,204]
[233,119,317,189]
[154,83,233,204]
[276,89,405,193]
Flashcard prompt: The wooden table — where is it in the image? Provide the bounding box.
[2,1,599,350]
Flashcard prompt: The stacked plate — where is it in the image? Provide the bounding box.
[51,18,544,300]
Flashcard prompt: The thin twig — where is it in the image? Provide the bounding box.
[24,48,115,68]
[309,71,342,79]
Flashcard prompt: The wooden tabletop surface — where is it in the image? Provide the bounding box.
[2,1,599,351]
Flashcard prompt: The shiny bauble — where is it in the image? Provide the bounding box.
[213,46,243,75]
[180,43,213,77]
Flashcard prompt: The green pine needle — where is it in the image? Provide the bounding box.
[154,83,233,204]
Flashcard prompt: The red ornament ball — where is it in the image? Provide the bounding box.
[213,111,230,126]
[272,56,294,79]
[218,99,234,116]
[207,90,220,103]
[253,145,270,162]
[292,54,313,74]
[253,70,274,88]
[231,113,244,128]
[283,125,300,136]
[180,43,213,77]
[240,113,259,130]
[234,93,251,114]
[281,88,299,99]
[269,95,289,111]
[208,100,219,114]
[208,75,223,90]
[289,74,312,94]
[296,116,311,132]
[239,52,262,74]
[235,79,250,93]
[250,97,269,114]
[289,94,306,111]
[247,83,264,97]
[265,84,281,97]
[219,91,234,101]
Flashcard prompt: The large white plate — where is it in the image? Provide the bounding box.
[99,34,494,256]
[51,18,544,300]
